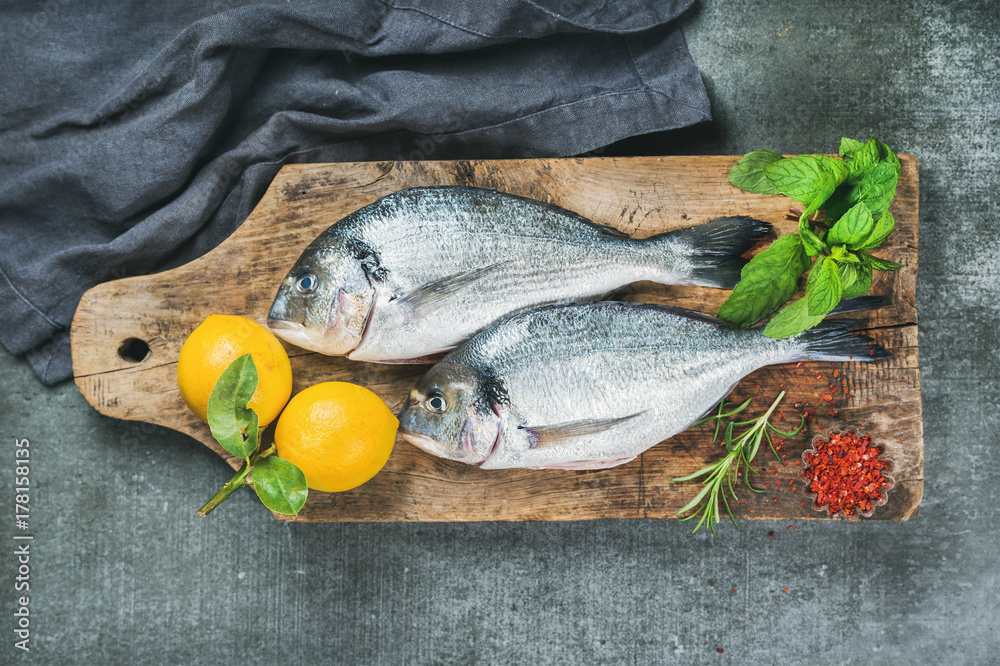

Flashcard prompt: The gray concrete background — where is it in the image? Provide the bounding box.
[2,1,997,663]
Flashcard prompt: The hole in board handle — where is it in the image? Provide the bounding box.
[118,338,151,363]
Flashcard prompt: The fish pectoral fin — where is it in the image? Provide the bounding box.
[396,262,510,316]
[523,412,646,449]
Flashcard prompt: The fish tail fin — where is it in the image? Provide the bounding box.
[648,216,772,289]
[791,319,892,363]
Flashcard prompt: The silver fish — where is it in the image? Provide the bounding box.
[267,186,771,362]
[397,302,889,470]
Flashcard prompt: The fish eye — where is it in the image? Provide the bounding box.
[426,394,448,413]
[294,272,317,294]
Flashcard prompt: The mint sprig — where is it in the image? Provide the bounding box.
[721,136,904,337]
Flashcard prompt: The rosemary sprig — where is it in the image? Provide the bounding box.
[673,391,805,536]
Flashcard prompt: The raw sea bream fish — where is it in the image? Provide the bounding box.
[397,302,889,470]
[267,186,771,362]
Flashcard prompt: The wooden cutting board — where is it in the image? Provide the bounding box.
[71,156,922,522]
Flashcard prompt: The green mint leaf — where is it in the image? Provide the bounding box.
[839,262,858,294]
[837,250,860,264]
[828,203,875,248]
[806,256,843,316]
[728,149,784,194]
[763,297,825,338]
[854,161,899,214]
[798,226,826,257]
[207,354,260,460]
[764,155,848,209]
[845,138,881,174]
[251,455,308,516]
[718,234,811,327]
[830,245,850,261]
[859,251,904,271]
[859,209,896,250]
[842,263,873,298]
[879,141,902,176]
[839,137,864,162]
[825,153,900,220]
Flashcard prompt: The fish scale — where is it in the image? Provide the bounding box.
[397,301,890,470]
[268,186,771,362]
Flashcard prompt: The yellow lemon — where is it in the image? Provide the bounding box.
[274,382,398,492]
[177,314,293,427]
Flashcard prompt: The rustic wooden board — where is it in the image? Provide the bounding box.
[71,156,922,522]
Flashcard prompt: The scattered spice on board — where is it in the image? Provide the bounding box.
[802,429,892,518]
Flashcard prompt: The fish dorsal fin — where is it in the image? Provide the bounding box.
[522,412,646,449]
[396,262,509,316]
[624,303,735,328]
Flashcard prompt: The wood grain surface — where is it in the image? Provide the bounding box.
[70,156,922,522]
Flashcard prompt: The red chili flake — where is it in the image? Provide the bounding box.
[821,393,833,403]
[754,383,760,389]
[787,525,795,529]
[768,531,775,537]
[783,587,789,593]
[796,361,803,368]
[814,372,827,380]
[833,369,840,378]
[800,502,807,507]
[827,408,839,418]
[716,648,725,654]
[779,382,785,388]
[775,479,781,487]
[731,587,736,593]
[802,429,889,517]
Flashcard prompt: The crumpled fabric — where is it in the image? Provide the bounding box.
[0,0,709,384]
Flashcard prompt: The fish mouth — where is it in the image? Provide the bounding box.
[266,316,300,331]
[397,421,503,466]
[398,428,449,457]
[399,426,484,464]
[265,317,322,352]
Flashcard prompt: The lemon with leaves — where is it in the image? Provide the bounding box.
[177,314,292,427]
[275,382,398,492]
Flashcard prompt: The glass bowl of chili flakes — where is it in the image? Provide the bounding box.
[799,426,895,521]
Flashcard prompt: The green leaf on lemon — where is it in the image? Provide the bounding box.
[207,353,260,460]
[251,455,308,516]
